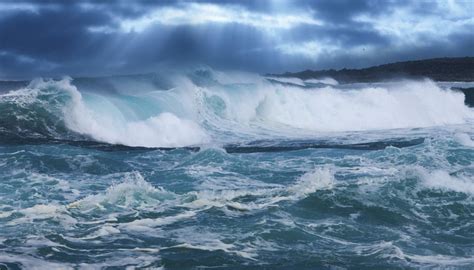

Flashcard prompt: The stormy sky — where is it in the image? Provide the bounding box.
[0,0,473,79]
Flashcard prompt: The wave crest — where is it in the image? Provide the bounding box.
[0,70,472,147]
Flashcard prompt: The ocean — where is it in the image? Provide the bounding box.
[0,69,473,269]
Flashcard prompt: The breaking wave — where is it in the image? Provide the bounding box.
[0,69,472,147]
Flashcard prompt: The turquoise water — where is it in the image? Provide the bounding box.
[0,71,473,269]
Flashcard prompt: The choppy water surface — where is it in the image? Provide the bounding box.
[0,70,473,269]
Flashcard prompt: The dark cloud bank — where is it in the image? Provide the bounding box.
[0,0,472,79]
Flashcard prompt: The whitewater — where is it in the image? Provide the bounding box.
[0,69,473,269]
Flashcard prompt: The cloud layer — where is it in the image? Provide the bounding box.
[0,0,472,79]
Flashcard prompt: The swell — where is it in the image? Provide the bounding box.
[0,78,84,142]
[0,70,472,148]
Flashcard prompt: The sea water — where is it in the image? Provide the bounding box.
[0,69,473,269]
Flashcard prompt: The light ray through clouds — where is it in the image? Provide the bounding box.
[0,0,473,78]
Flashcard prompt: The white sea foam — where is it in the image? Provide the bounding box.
[288,167,335,197]
[0,253,74,270]
[184,167,335,212]
[121,211,196,233]
[86,225,121,238]
[454,132,474,147]
[67,167,334,223]
[9,204,76,226]
[402,254,474,266]
[59,78,209,147]
[418,169,474,195]
[366,241,474,267]
[68,171,175,212]
[205,79,472,133]
[0,211,12,218]
[166,229,256,259]
[305,77,339,85]
[264,76,306,86]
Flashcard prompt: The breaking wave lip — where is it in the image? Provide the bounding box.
[0,69,473,148]
[0,77,210,147]
[59,77,210,147]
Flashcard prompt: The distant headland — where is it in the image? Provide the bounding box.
[270,57,474,83]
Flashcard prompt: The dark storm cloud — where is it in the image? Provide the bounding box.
[0,2,116,78]
[0,0,472,79]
